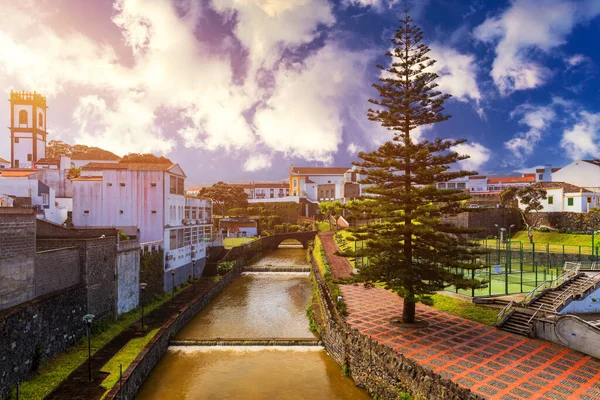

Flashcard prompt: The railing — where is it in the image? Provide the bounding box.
[140,240,163,254]
[495,300,515,326]
[527,304,544,325]
[523,281,551,305]
[551,264,580,289]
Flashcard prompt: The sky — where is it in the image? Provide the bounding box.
[0,0,599,185]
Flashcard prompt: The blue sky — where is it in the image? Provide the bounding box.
[0,0,599,185]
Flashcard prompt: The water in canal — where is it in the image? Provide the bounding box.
[136,246,370,399]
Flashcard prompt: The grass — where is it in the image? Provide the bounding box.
[18,293,170,400]
[317,221,331,232]
[429,294,499,326]
[223,237,255,249]
[479,230,597,255]
[99,329,160,395]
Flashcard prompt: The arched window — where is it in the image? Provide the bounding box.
[18,110,28,126]
[39,113,43,128]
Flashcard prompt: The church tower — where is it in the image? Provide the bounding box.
[9,91,48,168]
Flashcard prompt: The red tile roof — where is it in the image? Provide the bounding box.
[532,181,592,193]
[0,170,37,178]
[291,166,351,175]
[82,162,176,171]
[36,157,60,165]
[0,157,9,164]
[487,175,536,184]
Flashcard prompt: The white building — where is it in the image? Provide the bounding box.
[72,162,214,291]
[9,91,48,169]
[289,166,361,202]
[531,182,595,213]
[0,158,9,169]
[0,170,67,224]
[551,160,600,192]
[232,182,289,200]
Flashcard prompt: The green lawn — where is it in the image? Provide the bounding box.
[17,294,170,400]
[223,237,255,249]
[429,294,499,325]
[479,231,597,255]
[316,221,331,232]
[99,329,160,395]
[511,231,594,246]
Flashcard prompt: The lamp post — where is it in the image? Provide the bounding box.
[83,314,95,382]
[140,282,147,332]
[192,259,196,292]
[508,224,515,273]
[593,229,596,262]
[171,270,176,304]
[494,224,501,265]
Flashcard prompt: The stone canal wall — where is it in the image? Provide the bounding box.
[0,285,87,398]
[310,254,483,400]
[104,263,243,399]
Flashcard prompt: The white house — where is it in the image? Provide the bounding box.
[232,182,290,200]
[551,160,600,192]
[289,166,361,202]
[72,162,214,291]
[0,158,9,169]
[0,170,67,224]
[532,182,595,213]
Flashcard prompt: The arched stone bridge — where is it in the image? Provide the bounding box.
[262,231,318,250]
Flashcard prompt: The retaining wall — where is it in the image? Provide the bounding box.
[443,208,521,238]
[34,247,81,298]
[0,285,87,398]
[535,315,600,359]
[310,254,483,400]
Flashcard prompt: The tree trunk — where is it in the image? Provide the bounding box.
[402,295,416,324]
[527,228,533,244]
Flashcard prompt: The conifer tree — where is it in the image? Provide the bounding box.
[343,11,488,323]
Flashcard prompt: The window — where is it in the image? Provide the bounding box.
[42,193,49,206]
[14,138,19,144]
[14,160,19,168]
[120,183,126,187]
[107,183,112,186]
[177,177,184,195]
[27,154,32,161]
[84,210,90,214]
[293,180,297,188]
[457,183,466,189]
[39,113,43,128]
[151,182,157,187]
[170,175,177,194]
[119,210,124,214]
[18,109,27,126]
[270,189,274,198]
[567,197,574,207]
[170,230,177,249]
[587,197,592,204]
[538,174,544,181]
[152,210,157,214]
[548,196,554,205]
[177,229,184,248]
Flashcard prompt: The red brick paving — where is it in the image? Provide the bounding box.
[319,231,353,279]
[341,284,600,400]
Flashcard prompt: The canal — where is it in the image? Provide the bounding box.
[136,245,370,399]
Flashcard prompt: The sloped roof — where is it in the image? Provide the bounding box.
[0,170,37,178]
[83,162,175,171]
[0,157,9,164]
[230,182,288,189]
[36,157,60,165]
[70,149,120,160]
[532,181,592,193]
[487,175,536,184]
[291,166,351,175]
[71,176,103,181]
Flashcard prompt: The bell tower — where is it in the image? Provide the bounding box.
[9,91,48,168]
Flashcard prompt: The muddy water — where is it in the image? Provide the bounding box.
[136,247,370,399]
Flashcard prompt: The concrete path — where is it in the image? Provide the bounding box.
[318,231,353,279]
[341,284,600,400]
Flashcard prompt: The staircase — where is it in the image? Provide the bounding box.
[529,273,600,313]
[496,266,600,337]
[497,309,533,337]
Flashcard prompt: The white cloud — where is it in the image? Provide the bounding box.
[566,54,588,67]
[561,112,600,160]
[504,104,556,160]
[429,44,482,113]
[254,43,373,163]
[453,142,490,171]
[243,153,272,171]
[473,0,600,94]
[347,142,364,155]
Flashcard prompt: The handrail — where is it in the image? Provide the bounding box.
[527,304,544,325]
[551,265,580,289]
[523,281,550,305]
[495,300,515,326]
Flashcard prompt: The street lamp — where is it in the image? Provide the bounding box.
[140,283,147,332]
[508,224,515,273]
[494,224,501,264]
[171,270,176,304]
[82,314,95,382]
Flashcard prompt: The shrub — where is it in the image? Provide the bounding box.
[217,260,235,275]
[119,232,129,241]
[140,249,164,300]
[229,208,247,217]
[288,224,301,232]
[274,224,285,233]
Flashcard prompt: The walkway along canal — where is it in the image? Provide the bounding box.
[135,244,370,399]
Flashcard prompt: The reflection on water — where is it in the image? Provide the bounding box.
[136,347,371,400]
[137,247,370,399]
[177,273,314,339]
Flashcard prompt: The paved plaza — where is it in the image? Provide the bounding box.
[341,285,600,400]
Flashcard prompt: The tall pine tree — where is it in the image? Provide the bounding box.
[343,11,488,323]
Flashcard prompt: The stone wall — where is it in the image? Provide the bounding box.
[116,244,140,315]
[36,219,119,239]
[37,237,117,318]
[537,212,587,231]
[0,208,36,311]
[105,261,244,400]
[310,254,483,400]
[34,247,81,297]
[0,285,87,398]
[443,208,521,238]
